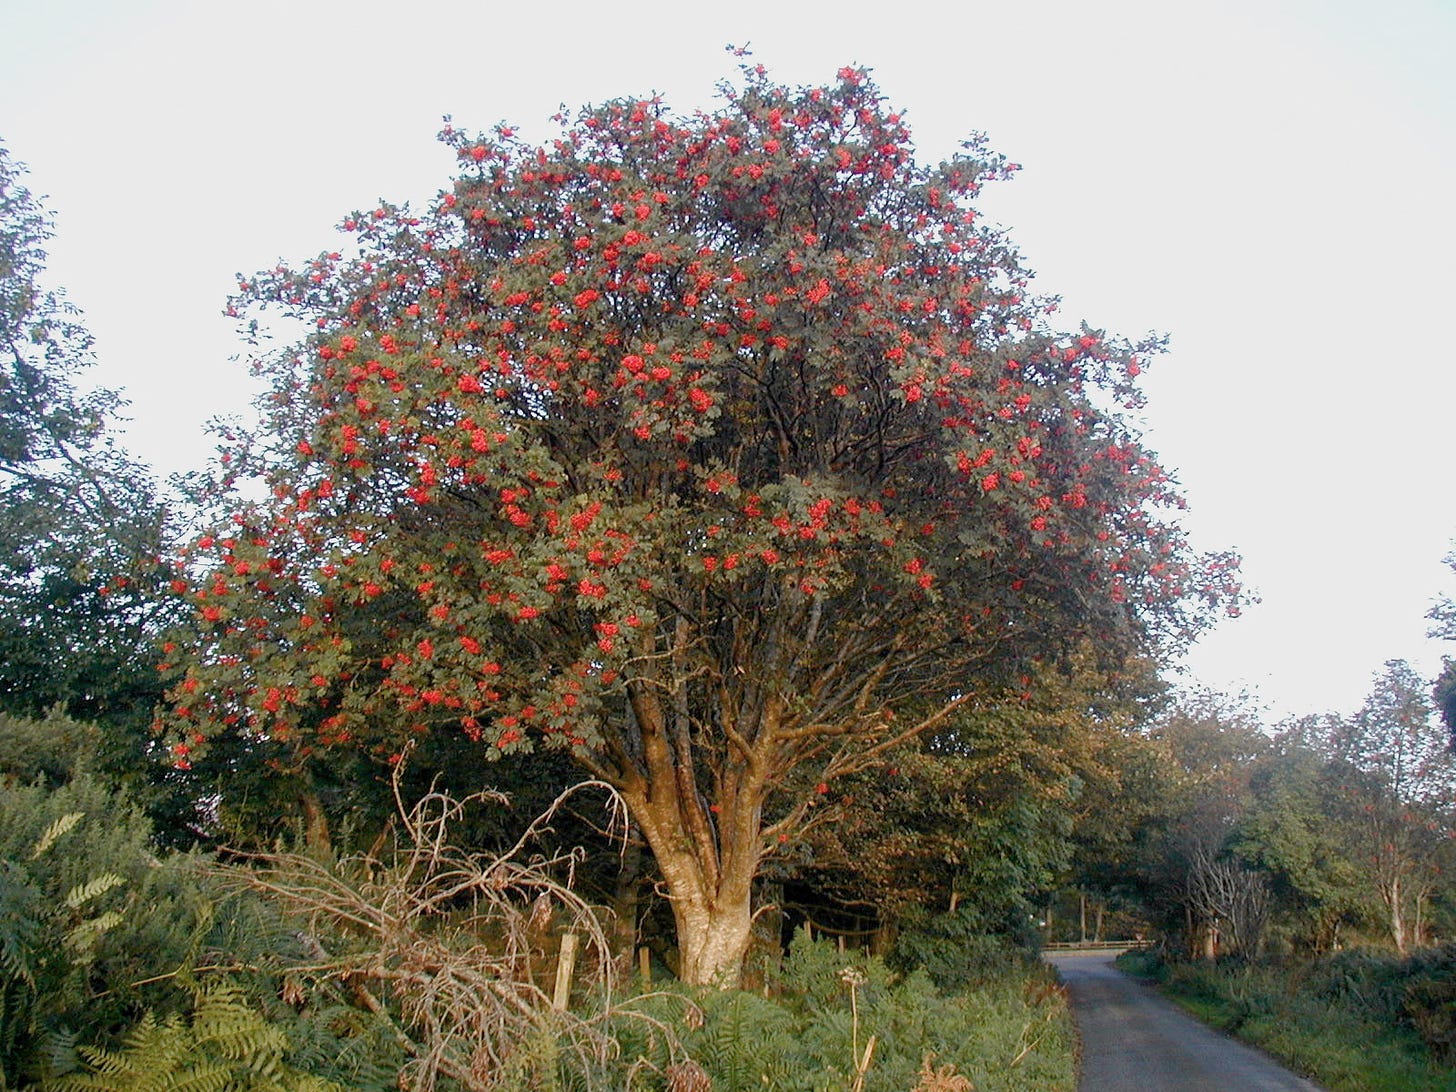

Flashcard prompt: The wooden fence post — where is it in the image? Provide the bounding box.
[553,932,580,1010]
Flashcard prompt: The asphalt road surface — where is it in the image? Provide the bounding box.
[1047,951,1326,1091]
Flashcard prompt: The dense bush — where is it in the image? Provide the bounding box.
[0,772,186,1083]
[1292,943,1456,1065]
[1111,948,1166,981]
[1401,947,1456,1066]
[890,910,1044,993]
[1122,948,1456,1092]
[0,765,369,1089]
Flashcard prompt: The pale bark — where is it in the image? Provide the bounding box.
[637,811,758,986]
[1200,921,1219,961]
[583,569,978,986]
[1386,873,1407,955]
[1185,839,1269,958]
[622,745,764,987]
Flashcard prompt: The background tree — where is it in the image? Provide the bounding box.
[1435,663,1456,740]
[1116,694,1272,959]
[786,696,1077,944]
[1290,660,1456,953]
[792,646,1165,946]
[1430,548,1456,737]
[0,143,179,741]
[1231,730,1367,951]
[1045,655,1169,944]
[1107,666,1456,960]
[163,65,1240,985]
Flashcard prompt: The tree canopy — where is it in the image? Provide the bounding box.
[0,143,177,732]
[1429,549,1456,736]
[1077,665,1456,959]
[161,64,1241,984]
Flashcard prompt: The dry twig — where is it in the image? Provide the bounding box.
[219,777,674,1090]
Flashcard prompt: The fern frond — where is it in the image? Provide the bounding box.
[690,989,800,1092]
[0,863,40,988]
[190,981,289,1063]
[64,872,125,910]
[63,910,123,952]
[65,1012,184,1086]
[31,812,84,859]
[278,1000,402,1092]
[44,983,344,1092]
[162,1071,235,1092]
[36,1025,80,1079]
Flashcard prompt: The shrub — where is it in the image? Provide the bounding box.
[1400,946,1456,1066]
[41,982,345,1092]
[1150,949,1456,1092]
[0,773,183,1085]
[655,931,1073,1092]
[889,910,1040,992]
[1306,948,1409,1021]
[1113,948,1166,980]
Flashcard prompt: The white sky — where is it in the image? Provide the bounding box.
[3,0,1453,722]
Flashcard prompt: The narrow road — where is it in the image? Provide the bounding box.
[1046,951,1326,1091]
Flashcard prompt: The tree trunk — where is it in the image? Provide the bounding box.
[670,884,755,986]
[610,824,644,964]
[605,624,776,987]
[299,787,331,855]
[624,780,762,987]
[1388,873,1407,955]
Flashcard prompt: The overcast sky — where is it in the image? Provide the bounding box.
[3,0,1453,722]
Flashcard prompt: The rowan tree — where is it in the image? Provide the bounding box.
[161,64,1241,985]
